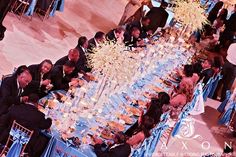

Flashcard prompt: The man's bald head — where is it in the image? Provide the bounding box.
[68,49,79,62]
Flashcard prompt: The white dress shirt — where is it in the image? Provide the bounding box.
[226,43,236,65]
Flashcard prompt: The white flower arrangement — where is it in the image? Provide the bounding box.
[173,0,209,31]
[88,41,141,92]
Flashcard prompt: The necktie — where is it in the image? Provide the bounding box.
[18,88,22,96]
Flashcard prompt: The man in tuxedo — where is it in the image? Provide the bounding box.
[0,0,15,40]
[93,132,131,157]
[126,16,151,39]
[0,66,32,115]
[199,59,214,85]
[75,36,91,72]
[146,1,169,33]
[0,94,52,157]
[87,31,105,53]
[24,59,53,98]
[106,27,125,43]
[51,60,80,91]
[55,48,86,74]
[124,26,143,49]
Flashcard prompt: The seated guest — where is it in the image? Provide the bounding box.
[24,59,53,98]
[126,116,154,148]
[166,79,193,119]
[75,36,91,72]
[0,94,52,157]
[55,48,86,74]
[106,27,125,43]
[0,65,32,115]
[51,60,81,91]
[199,59,214,85]
[88,31,105,53]
[93,132,131,157]
[144,92,170,125]
[124,26,144,48]
[125,92,169,138]
[181,64,196,86]
[126,16,151,39]
[192,62,202,83]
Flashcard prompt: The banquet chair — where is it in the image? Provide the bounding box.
[0,120,34,157]
[35,0,56,21]
[11,0,31,20]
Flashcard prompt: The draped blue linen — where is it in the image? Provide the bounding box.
[203,78,213,101]
[218,101,236,125]
[6,129,31,157]
[208,74,222,98]
[50,0,65,16]
[217,90,231,113]
[25,0,65,16]
[131,121,169,157]
[25,0,37,16]
[172,87,201,136]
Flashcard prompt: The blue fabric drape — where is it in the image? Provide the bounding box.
[203,78,213,101]
[6,129,30,157]
[25,0,37,16]
[172,87,201,136]
[131,121,169,157]
[218,101,236,125]
[50,0,65,16]
[217,90,231,113]
[208,74,222,98]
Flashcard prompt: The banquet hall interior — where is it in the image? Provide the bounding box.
[0,0,236,156]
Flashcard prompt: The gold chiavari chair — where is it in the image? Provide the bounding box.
[0,120,34,157]
[35,0,56,21]
[11,0,31,20]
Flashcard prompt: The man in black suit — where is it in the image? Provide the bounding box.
[124,26,144,49]
[0,66,32,115]
[93,132,131,157]
[0,0,16,40]
[106,27,125,43]
[75,36,91,72]
[87,31,105,53]
[51,60,80,91]
[219,4,236,46]
[199,59,214,85]
[55,48,86,74]
[0,94,52,157]
[24,60,53,98]
[146,1,169,33]
[126,16,151,39]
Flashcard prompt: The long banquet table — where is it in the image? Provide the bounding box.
[39,36,196,157]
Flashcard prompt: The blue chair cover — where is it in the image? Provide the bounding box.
[6,129,31,157]
[218,101,236,125]
[50,0,65,16]
[25,0,37,16]
[208,74,222,98]
[131,121,169,157]
[217,90,231,113]
[172,87,201,136]
[203,78,214,101]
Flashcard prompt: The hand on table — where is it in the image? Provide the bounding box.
[21,96,29,103]
[41,79,51,86]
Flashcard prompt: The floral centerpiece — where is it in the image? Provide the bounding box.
[173,0,209,32]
